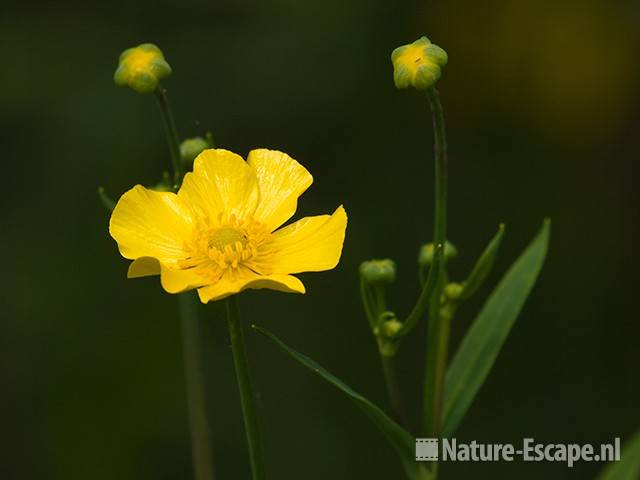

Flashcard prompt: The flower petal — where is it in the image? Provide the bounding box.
[127,256,161,277]
[247,149,313,231]
[109,185,193,262]
[257,205,347,274]
[197,268,305,303]
[179,149,259,221]
[160,266,211,293]
[127,256,210,293]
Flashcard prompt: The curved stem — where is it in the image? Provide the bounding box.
[359,278,378,330]
[397,245,442,338]
[179,293,216,480]
[226,296,265,480]
[155,86,183,185]
[423,87,449,441]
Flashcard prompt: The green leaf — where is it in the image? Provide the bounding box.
[442,219,550,438]
[597,430,640,480]
[98,186,115,212]
[460,224,505,300]
[253,325,432,480]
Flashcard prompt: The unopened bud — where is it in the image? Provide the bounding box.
[114,43,172,94]
[391,36,448,91]
[180,137,211,167]
[418,241,458,266]
[359,259,397,285]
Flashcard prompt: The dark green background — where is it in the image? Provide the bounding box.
[2,0,638,478]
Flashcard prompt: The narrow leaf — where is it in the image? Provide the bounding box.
[442,219,550,438]
[460,224,505,300]
[98,186,116,212]
[597,430,640,480]
[253,325,432,480]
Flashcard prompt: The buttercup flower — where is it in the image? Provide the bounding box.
[109,149,347,303]
[391,36,448,90]
[114,43,172,94]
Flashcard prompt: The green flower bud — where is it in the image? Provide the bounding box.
[418,241,458,266]
[444,282,463,301]
[391,36,448,91]
[359,259,397,285]
[374,312,402,356]
[180,137,211,167]
[114,43,172,94]
[440,301,458,322]
[381,317,403,338]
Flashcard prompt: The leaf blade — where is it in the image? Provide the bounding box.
[597,431,640,480]
[253,325,432,480]
[442,219,550,438]
[460,224,505,300]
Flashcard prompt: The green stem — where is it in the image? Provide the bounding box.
[179,293,216,480]
[359,278,377,330]
[155,86,183,185]
[423,87,449,442]
[380,353,408,428]
[397,244,442,338]
[154,90,214,479]
[426,87,447,248]
[226,296,265,480]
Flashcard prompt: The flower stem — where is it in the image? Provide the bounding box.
[380,353,408,428]
[179,292,216,480]
[423,87,449,442]
[153,90,214,479]
[427,87,447,248]
[226,296,265,480]
[155,86,183,185]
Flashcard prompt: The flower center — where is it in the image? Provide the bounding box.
[208,227,247,252]
[181,215,271,278]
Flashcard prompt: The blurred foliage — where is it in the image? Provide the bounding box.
[1,0,639,479]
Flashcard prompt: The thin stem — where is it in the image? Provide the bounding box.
[423,87,449,441]
[154,91,214,479]
[359,278,378,330]
[373,285,387,315]
[426,87,447,248]
[226,296,265,480]
[179,293,216,480]
[397,244,442,338]
[155,86,183,185]
[380,353,408,428]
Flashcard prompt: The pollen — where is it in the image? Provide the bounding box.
[186,216,270,274]
[209,227,247,252]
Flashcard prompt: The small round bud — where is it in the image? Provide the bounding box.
[381,317,403,338]
[440,302,458,322]
[114,43,172,94]
[391,36,448,91]
[359,259,397,285]
[444,282,463,301]
[418,241,458,266]
[180,137,211,167]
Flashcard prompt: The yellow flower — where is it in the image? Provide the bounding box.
[391,36,447,90]
[109,149,348,303]
[114,43,172,94]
